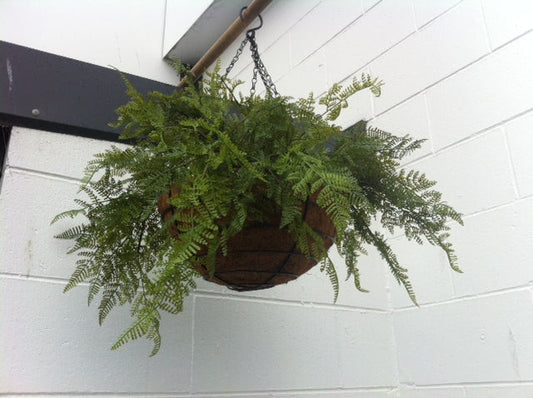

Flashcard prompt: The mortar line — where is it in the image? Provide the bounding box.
[6,165,83,184]
[414,0,464,31]
[373,29,533,120]
[405,379,533,388]
[461,192,532,220]
[0,385,398,397]
[477,0,494,52]
[193,289,388,313]
[501,124,522,200]
[404,105,533,168]
[394,284,533,312]
[0,271,72,285]
[189,385,397,396]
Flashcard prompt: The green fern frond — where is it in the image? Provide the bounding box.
[63,264,91,293]
[111,306,161,355]
[51,209,85,225]
[321,257,339,303]
[54,225,85,240]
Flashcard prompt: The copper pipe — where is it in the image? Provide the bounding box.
[177,0,272,88]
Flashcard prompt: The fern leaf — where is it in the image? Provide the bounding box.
[320,257,339,303]
[50,209,85,225]
[111,307,161,353]
[54,225,85,240]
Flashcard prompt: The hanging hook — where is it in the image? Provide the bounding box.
[240,6,263,35]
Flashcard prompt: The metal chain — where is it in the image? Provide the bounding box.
[222,8,279,98]
[223,36,249,80]
[247,30,279,97]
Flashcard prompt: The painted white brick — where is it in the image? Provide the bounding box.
[412,0,463,28]
[275,49,328,99]
[450,197,533,297]
[369,93,432,164]
[394,290,533,385]
[191,296,397,392]
[0,277,193,393]
[482,0,533,49]
[335,307,398,389]
[290,0,363,67]
[258,33,292,83]
[324,0,415,85]
[0,0,177,84]
[0,168,81,279]
[362,0,382,13]
[397,385,466,398]
[386,236,456,309]
[371,0,489,114]
[505,111,533,198]
[259,0,321,50]
[413,127,515,215]
[426,32,533,149]
[466,383,533,397]
[6,127,122,180]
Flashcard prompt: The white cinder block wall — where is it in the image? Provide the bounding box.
[1,0,532,397]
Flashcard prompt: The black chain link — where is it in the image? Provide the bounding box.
[223,35,249,80]
[247,30,279,97]
[222,8,279,97]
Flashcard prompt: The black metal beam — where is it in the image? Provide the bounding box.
[0,41,176,142]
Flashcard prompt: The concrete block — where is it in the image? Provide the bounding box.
[257,32,292,84]
[412,0,463,28]
[413,127,515,215]
[7,127,121,180]
[482,0,533,49]
[258,0,321,51]
[466,383,533,397]
[275,49,328,99]
[324,0,415,85]
[505,111,533,198]
[290,0,363,67]
[394,290,533,385]
[0,277,193,393]
[0,0,177,84]
[450,196,533,297]
[426,32,533,149]
[386,236,456,309]
[371,0,489,115]
[0,168,81,280]
[191,295,397,392]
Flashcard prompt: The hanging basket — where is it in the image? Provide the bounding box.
[157,188,336,291]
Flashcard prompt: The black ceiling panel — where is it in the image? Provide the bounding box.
[0,41,176,142]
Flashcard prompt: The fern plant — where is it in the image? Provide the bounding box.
[54,62,462,356]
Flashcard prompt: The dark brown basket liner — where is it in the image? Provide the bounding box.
[157,188,336,291]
